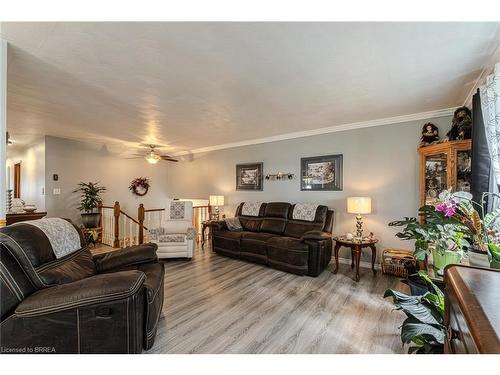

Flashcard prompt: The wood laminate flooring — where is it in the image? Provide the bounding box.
[143,246,407,354]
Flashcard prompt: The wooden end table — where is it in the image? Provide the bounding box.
[201,220,216,248]
[333,236,378,282]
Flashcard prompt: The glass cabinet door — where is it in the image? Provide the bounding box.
[456,150,472,193]
[424,153,448,205]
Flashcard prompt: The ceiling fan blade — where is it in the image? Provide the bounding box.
[161,155,178,162]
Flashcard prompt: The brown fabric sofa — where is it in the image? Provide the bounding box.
[0,221,164,353]
[212,202,334,276]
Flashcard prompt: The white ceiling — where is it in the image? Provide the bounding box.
[2,22,499,154]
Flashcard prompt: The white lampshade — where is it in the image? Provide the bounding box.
[347,197,372,214]
[209,195,225,206]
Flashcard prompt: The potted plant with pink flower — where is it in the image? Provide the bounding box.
[389,189,500,270]
[436,190,500,267]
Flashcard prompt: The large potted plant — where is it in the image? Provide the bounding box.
[389,205,468,272]
[434,190,500,268]
[389,190,500,270]
[384,271,445,354]
[74,182,106,228]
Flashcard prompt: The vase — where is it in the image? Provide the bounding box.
[81,213,101,228]
[431,248,462,271]
[468,246,490,268]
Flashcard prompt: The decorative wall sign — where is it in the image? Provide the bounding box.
[301,154,343,191]
[265,172,295,181]
[129,177,151,196]
[236,163,263,191]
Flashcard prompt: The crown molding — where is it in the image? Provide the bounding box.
[173,107,455,156]
[462,32,500,107]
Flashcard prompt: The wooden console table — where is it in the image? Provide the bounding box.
[444,264,500,353]
[6,211,47,225]
[333,236,378,282]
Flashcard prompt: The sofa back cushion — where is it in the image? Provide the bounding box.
[238,217,262,232]
[0,242,37,320]
[235,202,266,232]
[260,202,291,235]
[284,205,329,238]
[234,202,334,236]
[0,221,93,289]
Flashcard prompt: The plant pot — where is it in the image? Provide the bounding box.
[81,213,101,228]
[431,248,461,271]
[468,246,490,268]
[490,259,500,270]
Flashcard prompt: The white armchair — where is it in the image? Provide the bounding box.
[149,200,195,259]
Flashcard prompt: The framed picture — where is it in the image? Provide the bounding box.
[301,154,343,191]
[236,162,263,191]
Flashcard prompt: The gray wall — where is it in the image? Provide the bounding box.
[45,136,170,225]
[6,137,46,211]
[167,116,452,261]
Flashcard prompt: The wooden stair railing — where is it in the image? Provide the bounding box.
[100,202,147,248]
[100,201,211,247]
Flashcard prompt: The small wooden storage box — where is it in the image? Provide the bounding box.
[382,249,416,277]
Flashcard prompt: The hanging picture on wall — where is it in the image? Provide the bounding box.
[236,162,263,190]
[301,154,343,191]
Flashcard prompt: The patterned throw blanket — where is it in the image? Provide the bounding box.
[18,218,81,259]
[292,203,319,222]
[241,202,263,216]
[166,200,187,220]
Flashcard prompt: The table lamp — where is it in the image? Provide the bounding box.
[347,197,372,238]
[209,195,225,220]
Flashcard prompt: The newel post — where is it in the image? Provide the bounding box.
[138,204,145,245]
[113,201,120,248]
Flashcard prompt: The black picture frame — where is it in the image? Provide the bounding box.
[300,154,343,191]
[236,162,263,191]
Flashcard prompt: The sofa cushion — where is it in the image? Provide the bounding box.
[0,243,37,320]
[238,217,262,232]
[260,218,287,235]
[240,232,275,263]
[37,247,97,285]
[284,205,329,238]
[284,221,325,238]
[264,202,291,218]
[212,230,245,253]
[158,234,186,244]
[0,223,90,288]
[266,237,309,275]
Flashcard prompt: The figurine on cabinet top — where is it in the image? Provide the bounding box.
[420,122,439,147]
[446,106,472,141]
[419,122,440,147]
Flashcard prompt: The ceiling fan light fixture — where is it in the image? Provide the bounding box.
[145,151,161,164]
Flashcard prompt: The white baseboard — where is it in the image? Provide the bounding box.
[336,257,382,270]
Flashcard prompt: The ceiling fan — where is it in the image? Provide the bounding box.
[132,145,178,164]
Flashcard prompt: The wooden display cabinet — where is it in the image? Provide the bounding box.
[418,140,472,208]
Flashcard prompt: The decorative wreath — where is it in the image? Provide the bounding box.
[129,177,151,197]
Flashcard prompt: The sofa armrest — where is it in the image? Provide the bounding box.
[211,220,228,231]
[301,231,332,242]
[15,271,146,317]
[93,243,158,273]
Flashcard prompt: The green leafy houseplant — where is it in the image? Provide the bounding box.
[384,271,445,354]
[388,205,468,263]
[389,190,500,268]
[74,182,106,228]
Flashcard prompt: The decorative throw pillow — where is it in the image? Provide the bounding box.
[224,217,243,231]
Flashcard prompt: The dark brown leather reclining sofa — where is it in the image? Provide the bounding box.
[0,220,164,353]
[212,202,333,276]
